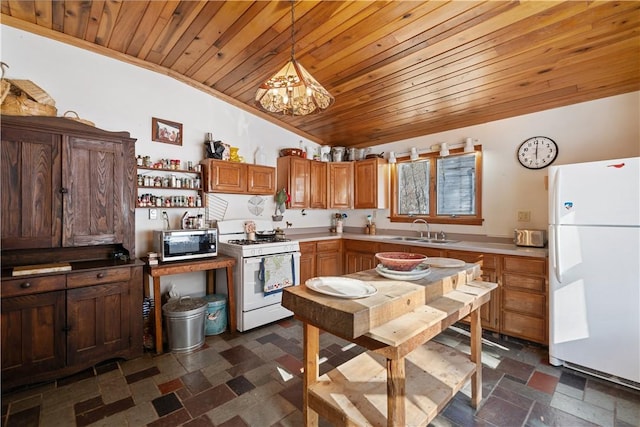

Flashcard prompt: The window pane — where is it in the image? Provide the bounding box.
[398,160,429,215]
[437,154,476,215]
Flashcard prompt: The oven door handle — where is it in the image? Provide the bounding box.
[243,252,301,265]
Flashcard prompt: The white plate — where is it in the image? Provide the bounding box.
[375,264,431,281]
[376,263,429,275]
[425,257,465,268]
[306,277,377,299]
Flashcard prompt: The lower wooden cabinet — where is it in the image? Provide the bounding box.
[300,239,343,282]
[500,256,548,344]
[344,240,379,274]
[1,264,143,391]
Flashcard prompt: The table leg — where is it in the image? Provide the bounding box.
[303,323,320,427]
[387,358,406,427]
[470,308,482,408]
[153,276,163,354]
[226,265,236,333]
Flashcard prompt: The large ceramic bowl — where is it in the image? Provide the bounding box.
[375,252,427,271]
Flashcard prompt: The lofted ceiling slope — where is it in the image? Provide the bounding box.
[2,1,639,148]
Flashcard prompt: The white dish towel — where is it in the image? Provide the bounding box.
[260,254,295,295]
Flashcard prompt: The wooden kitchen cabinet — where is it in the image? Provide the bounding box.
[247,164,276,194]
[316,239,342,276]
[201,159,276,195]
[277,156,309,208]
[447,250,500,332]
[1,116,136,255]
[299,241,316,284]
[344,239,379,274]
[309,160,327,209]
[354,158,389,209]
[501,256,548,344]
[299,240,343,282]
[328,162,353,209]
[1,264,143,391]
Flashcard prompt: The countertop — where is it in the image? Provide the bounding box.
[285,230,548,258]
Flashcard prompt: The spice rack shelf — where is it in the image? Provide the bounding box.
[136,166,204,208]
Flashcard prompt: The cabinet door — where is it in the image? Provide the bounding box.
[1,290,66,382]
[67,281,131,366]
[299,242,316,283]
[203,160,246,193]
[354,158,388,209]
[328,162,353,209]
[62,137,125,247]
[1,127,62,249]
[309,161,327,209]
[317,252,343,276]
[247,165,275,195]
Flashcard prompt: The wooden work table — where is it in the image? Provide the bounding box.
[282,263,497,427]
[143,255,236,354]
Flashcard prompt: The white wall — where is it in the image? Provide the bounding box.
[3,25,638,295]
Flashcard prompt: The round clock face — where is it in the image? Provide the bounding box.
[517,136,558,169]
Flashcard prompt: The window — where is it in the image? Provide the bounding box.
[390,147,483,225]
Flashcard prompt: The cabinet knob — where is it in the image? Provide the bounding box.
[97,273,105,279]
[20,282,31,289]
[60,188,68,194]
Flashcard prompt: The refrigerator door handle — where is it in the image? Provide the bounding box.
[552,168,561,225]
[551,226,562,283]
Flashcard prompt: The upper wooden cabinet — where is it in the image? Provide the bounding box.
[309,160,327,209]
[328,162,353,209]
[277,156,310,208]
[1,116,136,255]
[201,159,275,195]
[354,158,389,209]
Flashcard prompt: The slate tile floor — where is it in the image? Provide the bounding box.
[2,318,639,427]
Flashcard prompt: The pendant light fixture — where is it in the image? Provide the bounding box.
[255,1,334,116]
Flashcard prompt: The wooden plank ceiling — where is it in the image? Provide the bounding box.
[2,1,639,148]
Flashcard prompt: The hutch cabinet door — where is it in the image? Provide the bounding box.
[1,290,66,381]
[62,137,125,247]
[66,281,131,366]
[1,128,63,249]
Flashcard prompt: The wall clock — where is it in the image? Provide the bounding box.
[517,136,558,169]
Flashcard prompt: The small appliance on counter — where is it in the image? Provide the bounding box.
[153,228,218,262]
[514,229,547,247]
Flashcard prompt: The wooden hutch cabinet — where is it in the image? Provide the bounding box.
[1,116,142,391]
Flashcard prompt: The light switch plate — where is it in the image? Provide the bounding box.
[149,209,157,220]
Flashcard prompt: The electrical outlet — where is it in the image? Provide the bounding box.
[149,208,157,220]
[517,210,531,222]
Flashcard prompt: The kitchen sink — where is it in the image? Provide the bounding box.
[418,239,460,244]
[388,236,460,244]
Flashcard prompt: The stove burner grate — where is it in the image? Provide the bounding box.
[226,238,291,245]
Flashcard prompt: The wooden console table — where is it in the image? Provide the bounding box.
[143,255,236,354]
[282,264,497,426]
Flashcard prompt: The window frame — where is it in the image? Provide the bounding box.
[389,146,484,225]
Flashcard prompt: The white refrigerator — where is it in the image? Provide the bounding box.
[548,157,640,387]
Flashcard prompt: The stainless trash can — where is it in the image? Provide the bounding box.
[203,294,227,335]
[162,296,207,353]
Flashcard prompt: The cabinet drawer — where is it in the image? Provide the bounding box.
[502,288,545,316]
[67,267,131,288]
[316,239,341,253]
[299,241,316,254]
[344,240,377,253]
[503,256,546,275]
[501,311,547,344]
[1,275,66,297]
[503,273,546,292]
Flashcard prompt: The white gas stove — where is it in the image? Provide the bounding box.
[215,219,300,331]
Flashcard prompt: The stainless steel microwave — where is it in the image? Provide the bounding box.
[153,229,217,262]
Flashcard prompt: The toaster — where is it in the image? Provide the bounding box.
[514,229,547,248]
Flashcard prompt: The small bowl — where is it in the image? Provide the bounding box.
[375,252,427,271]
[280,148,304,157]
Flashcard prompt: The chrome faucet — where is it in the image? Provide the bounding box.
[412,218,431,239]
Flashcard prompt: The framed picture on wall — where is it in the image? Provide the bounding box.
[152,117,182,146]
